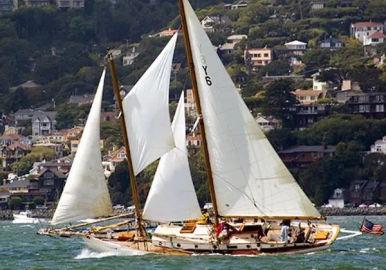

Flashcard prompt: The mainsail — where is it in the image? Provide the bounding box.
[182,0,321,218]
[143,93,201,222]
[51,69,113,225]
[122,33,178,175]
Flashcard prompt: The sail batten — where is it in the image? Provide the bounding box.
[123,33,178,175]
[51,69,112,225]
[182,0,320,218]
[143,93,202,222]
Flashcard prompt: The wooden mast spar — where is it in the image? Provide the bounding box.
[107,53,146,238]
[178,0,219,226]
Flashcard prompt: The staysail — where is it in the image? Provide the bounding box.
[143,93,202,222]
[182,0,321,218]
[51,69,113,225]
[122,33,178,175]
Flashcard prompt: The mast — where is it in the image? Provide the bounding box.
[178,0,219,226]
[107,53,146,237]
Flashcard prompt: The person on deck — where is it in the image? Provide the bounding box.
[280,220,291,243]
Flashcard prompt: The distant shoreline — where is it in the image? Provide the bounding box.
[1,207,386,221]
[319,207,386,216]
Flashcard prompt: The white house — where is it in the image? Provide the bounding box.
[200,15,230,33]
[56,0,84,8]
[255,114,281,133]
[363,31,385,46]
[312,73,328,91]
[32,111,56,137]
[122,47,139,66]
[370,136,386,154]
[328,188,345,208]
[350,21,384,45]
[285,40,307,55]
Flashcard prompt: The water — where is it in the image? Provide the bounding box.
[0,216,385,270]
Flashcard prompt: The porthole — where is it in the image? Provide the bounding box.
[176,243,181,248]
[246,245,251,249]
[213,245,217,249]
[194,245,198,249]
[158,242,162,246]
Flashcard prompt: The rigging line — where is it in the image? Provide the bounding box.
[216,175,267,215]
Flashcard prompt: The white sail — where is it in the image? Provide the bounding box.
[143,93,201,222]
[123,33,178,175]
[52,70,113,225]
[182,0,321,218]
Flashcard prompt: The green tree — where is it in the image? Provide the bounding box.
[8,196,23,210]
[262,80,298,128]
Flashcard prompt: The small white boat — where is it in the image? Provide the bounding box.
[13,211,41,224]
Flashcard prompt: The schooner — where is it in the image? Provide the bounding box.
[39,0,340,255]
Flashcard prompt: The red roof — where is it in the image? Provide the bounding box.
[352,21,383,28]
[369,31,385,39]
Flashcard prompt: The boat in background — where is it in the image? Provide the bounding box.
[13,210,42,224]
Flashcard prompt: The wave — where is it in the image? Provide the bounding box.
[75,248,122,259]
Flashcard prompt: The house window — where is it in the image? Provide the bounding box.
[257,53,261,57]
[376,104,384,112]
[263,53,268,57]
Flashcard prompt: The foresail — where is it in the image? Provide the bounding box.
[51,70,113,225]
[183,0,321,218]
[143,93,201,222]
[123,33,177,175]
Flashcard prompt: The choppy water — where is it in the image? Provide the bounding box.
[0,216,385,270]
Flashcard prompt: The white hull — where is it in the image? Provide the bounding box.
[13,212,42,224]
[83,221,339,256]
[84,237,150,255]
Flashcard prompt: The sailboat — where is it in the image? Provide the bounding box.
[40,0,340,255]
[84,0,340,255]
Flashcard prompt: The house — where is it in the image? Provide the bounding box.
[311,73,329,91]
[201,15,230,33]
[122,47,139,66]
[244,48,273,67]
[0,0,17,14]
[0,192,10,209]
[68,94,95,105]
[56,0,84,8]
[0,133,31,146]
[185,89,197,117]
[362,180,379,203]
[350,22,384,44]
[311,1,324,9]
[103,146,126,172]
[284,40,307,55]
[295,104,332,128]
[158,28,178,38]
[32,111,56,137]
[349,180,368,205]
[255,114,281,133]
[0,143,31,169]
[319,36,343,50]
[33,168,66,203]
[13,109,35,124]
[186,133,201,148]
[227,34,248,45]
[278,145,336,167]
[346,92,386,117]
[370,136,386,154]
[328,188,345,208]
[363,31,385,46]
[293,89,325,105]
[224,0,248,10]
[30,159,72,176]
[24,0,49,7]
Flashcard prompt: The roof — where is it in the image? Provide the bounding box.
[219,43,235,50]
[6,179,31,189]
[352,21,383,28]
[247,47,272,52]
[7,142,31,151]
[369,31,385,39]
[279,145,336,154]
[227,34,247,41]
[285,40,307,46]
[68,94,95,105]
[321,36,342,43]
[293,89,323,97]
[32,111,56,122]
[0,133,23,141]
